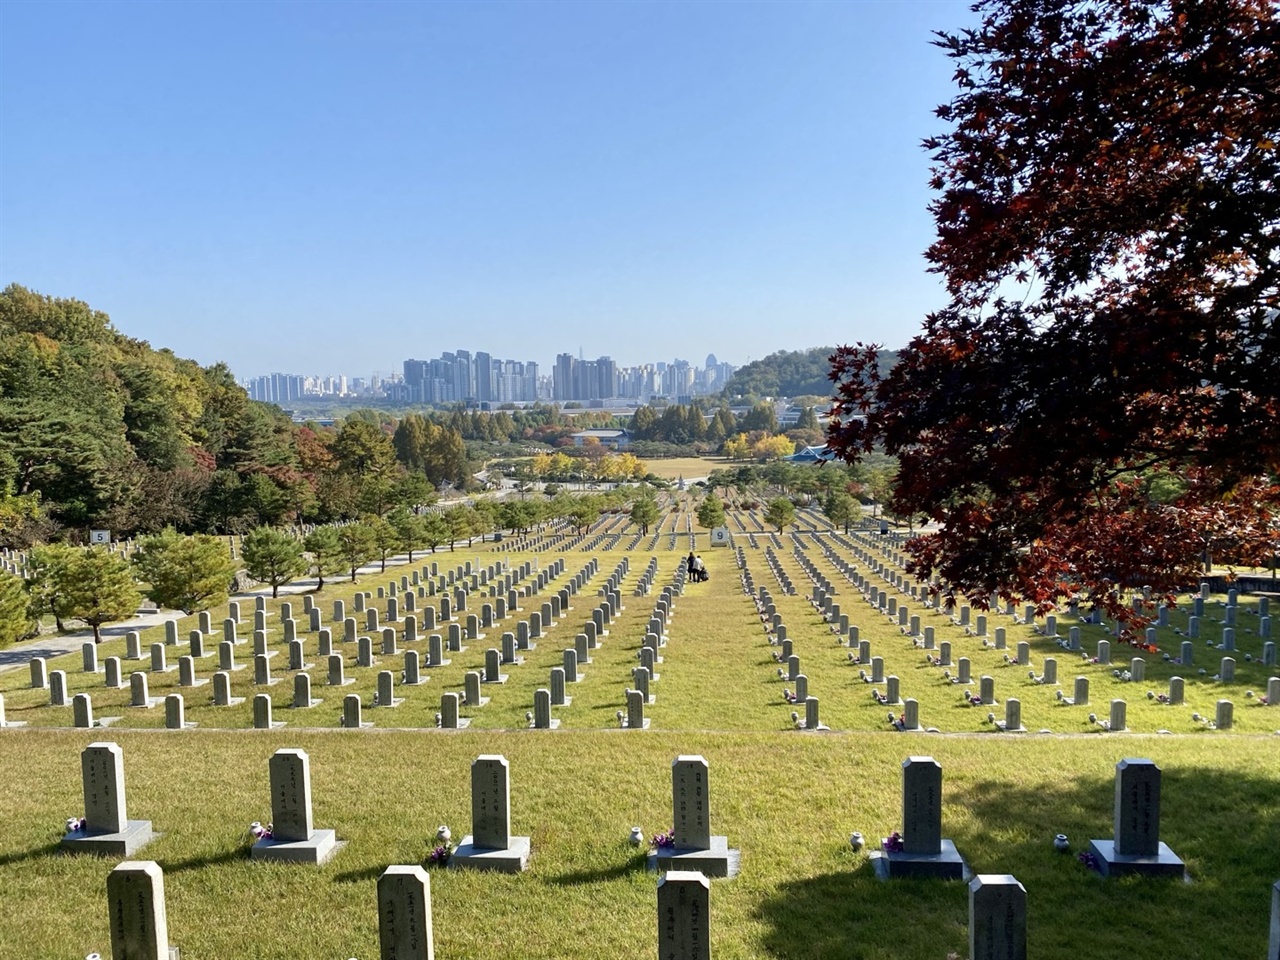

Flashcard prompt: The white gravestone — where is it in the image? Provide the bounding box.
[250,748,341,864]
[451,754,530,873]
[106,860,179,960]
[649,755,737,878]
[62,742,155,856]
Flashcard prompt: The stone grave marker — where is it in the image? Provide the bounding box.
[377,864,434,960]
[250,748,341,863]
[105,860,179,960]
[62,742,155,856]
[649,755,737,878]
[656,870,711,960]
[451,755,531,872]
[873,755,967,879]
[1088,758,1184,877]
[968,874,1026,960]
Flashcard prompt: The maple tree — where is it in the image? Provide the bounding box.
[828,0,1280,627]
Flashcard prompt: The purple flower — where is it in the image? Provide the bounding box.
[427,844,452,865]
[651,828,676,848]
[882,831,904,853]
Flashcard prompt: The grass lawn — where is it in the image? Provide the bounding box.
[643,456,732,480]
[1,511,1277,958]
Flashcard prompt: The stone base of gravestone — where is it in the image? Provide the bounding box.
[623,717,651,729]
[290,696,323,709]
[450,834,531,873]
[648,836,739,879]
[872,840,969,881]
[1086,838,1184,878]
[251,829,343,865]
[528,718,561,729]
[61,819,156,857]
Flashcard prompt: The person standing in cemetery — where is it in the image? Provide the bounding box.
[692,555,707,582]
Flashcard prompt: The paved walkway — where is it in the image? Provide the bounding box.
[0,549,453,673]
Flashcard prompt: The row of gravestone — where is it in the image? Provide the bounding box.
[782,536,1280,732]
[61,748,1249,953]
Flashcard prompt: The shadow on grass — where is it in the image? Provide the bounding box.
[333,862,392,884]
[753,764,1280,960]
[158,846,250,875]
[0,839,63,868]
[549,852,648,886]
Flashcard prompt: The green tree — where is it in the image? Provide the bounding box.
[337,523,377,582]
[444,507,472,551]
[240,526,307,598]
[388,508,428,562]
[303,526,345,591]
[421,512,450,553]
[695,493,726,531]
[25,543,77,631]
[132,528,236,613]
[630,496,659,535]
[822,490,858,534]
[0,569,34,647]
[739,402,780,434]
[60,548,141,643]
[366,516,400,572]
[334,418,398,478]
[393,472,436,513]
[763,497,796,533]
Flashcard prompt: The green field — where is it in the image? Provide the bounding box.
[1,511,1277,958]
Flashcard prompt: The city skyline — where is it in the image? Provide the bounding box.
[242,346,741,404]
[1,1,974,376]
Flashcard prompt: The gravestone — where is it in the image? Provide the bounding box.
[968,874,1027,960]
[873,756,967,879]
[165,694,194,730]
[979,675,995,706]
[73,693,94,729]
[254,693,285,729]
[212,671,242,707]
[62,742,155,855]
[83,641,99,674]
[250,748,341,864]
[128,672,154,709]
[1073,676,1089,706]
[293,672,321,709]
[550,667,570,707]
[464,671,488,707]
[649,755,737,878]
[1110,698,1127,732]
[105,860,179,960]
[531,688,558,729]
[328,654,354,687]
[440,691,469,728]
[219,641,242,673]
[625,688,649,729]
[377,670,404,708]
[1215,699,1233,730]
[403,650,426,686]
[451,755,531,872]
[377,864,434,960]
[1088,758,1185,877]
[342,692,372,728]
[105,656,123,689]
[189,631,206,659]
[178,655,204,690]
[657,871,711,960]
[30,656,48,689]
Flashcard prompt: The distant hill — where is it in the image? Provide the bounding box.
[722,347,898,400]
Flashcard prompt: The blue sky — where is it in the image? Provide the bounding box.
[0,0,975,379]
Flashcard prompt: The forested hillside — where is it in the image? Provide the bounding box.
[0,285,476,544]
[722,346,898,399]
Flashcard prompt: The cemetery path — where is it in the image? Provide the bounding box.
[0,548,452,673]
